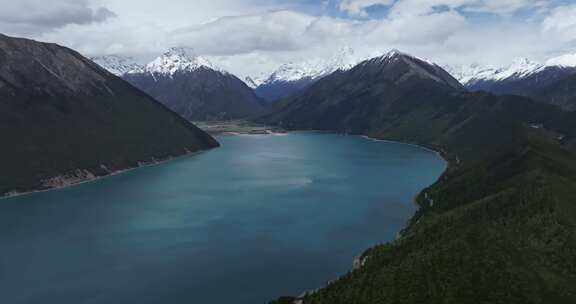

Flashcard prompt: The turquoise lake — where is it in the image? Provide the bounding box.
[0,132,445,304]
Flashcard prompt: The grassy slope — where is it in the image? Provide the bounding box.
[267,91,576,303]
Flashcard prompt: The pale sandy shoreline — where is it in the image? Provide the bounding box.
[0,149,209,201]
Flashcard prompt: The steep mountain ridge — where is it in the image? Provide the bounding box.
[0,34,218,197]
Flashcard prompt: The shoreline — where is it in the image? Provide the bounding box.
[194,120,286,136]
[0,122,286,201]
[0,148,212,201]
[270,130,452,301]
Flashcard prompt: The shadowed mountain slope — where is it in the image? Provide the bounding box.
[0,34,219,197]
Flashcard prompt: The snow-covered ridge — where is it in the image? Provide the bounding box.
[446,53,576,86]
[130,47,223,77]
[261,46,362,85]
[91,55,142,76]
[365,49,462,87]
[371,49,424,63]
[366,49,444,68]
[444,58,545,85]
[546,53,576,67]
[257,48,453,88]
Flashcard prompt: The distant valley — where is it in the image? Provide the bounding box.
[94,47,576,113]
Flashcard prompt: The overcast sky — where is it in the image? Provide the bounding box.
[1,0,576,78]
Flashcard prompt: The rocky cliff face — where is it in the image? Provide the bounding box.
[0,34,219,197]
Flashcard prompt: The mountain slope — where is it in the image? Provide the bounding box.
[123,47,264,121]
[260,51,576,304]
[532,73,576,111]
[0,34,218,197]
[258,50,465,133]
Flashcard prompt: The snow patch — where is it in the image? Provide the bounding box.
[260,46,362,86]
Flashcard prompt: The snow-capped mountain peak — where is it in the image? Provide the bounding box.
[323,46,358,72]
[261,46,362,85]
[91,55,142,76]
[380,49,407,60]
[443,63,500,85]
[446,57,547,85]
[368,49,443,69]
[496,57,543,80]
[135,47,222,76]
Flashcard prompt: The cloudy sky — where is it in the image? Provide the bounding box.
[1,0,576,78]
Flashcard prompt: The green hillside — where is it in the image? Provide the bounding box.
[263,53,576,304]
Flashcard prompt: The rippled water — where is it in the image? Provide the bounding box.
[0,132,445,304]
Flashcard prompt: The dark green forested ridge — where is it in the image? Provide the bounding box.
[0,34,219,197]
[263,52,576,303]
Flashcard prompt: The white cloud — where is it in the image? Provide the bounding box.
[338,0,395,16]
[338,0,550,17]
[169,11,318,56]
[39,21,167,59]
[462,0,548,15]
[542,4,576,41]
[168,8,469,56]
[1,0,575,78]
[0,0,115,35]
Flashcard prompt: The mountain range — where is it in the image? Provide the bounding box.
[0,34,218,197]
[93,48,576,113]
[446,56,576,110]
[95,48,265,121]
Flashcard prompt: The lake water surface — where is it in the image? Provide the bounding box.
[0,133,445,304]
